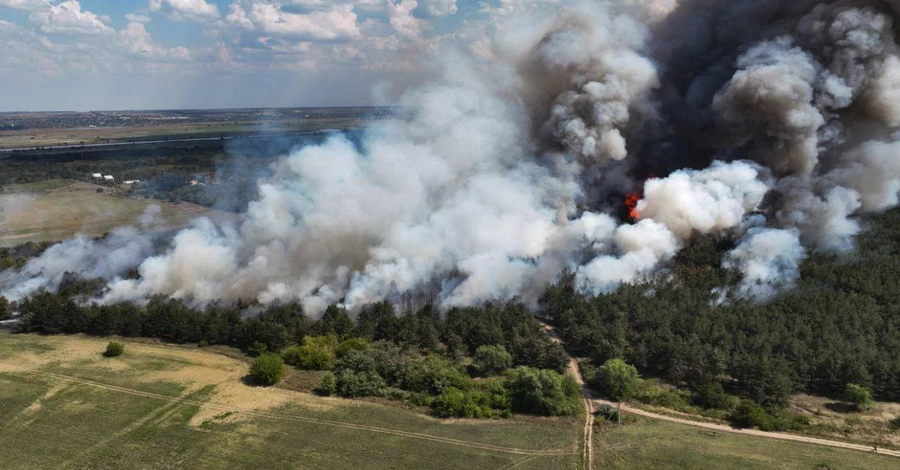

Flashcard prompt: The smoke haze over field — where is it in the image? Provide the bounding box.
[5,0,900,313]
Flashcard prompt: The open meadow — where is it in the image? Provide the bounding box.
[0,332,580,470]
[0,180,236,247]
[591,417,898,470]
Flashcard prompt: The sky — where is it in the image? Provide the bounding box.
[0,0,540,111]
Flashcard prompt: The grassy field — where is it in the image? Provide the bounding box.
[0,333,580,470]
[0,119,359,150]
[591,417,898,470]
[0,180,237,246]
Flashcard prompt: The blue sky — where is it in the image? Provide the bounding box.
[0,0,533,111]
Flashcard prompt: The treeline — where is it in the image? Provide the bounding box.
[541,208,900,408]
[14,293,577,418]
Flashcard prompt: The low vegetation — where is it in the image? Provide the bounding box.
[0,333,580,470]
[104,341,124,357]
[250,353,285,386]
[11,291,575,419]
[593,417,898,470]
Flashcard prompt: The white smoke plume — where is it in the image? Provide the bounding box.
[724,228,806,301]
[5,0,900,311]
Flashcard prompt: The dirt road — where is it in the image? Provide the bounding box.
[540,322,900,462]
[590,395,900,458]
[543,324,594,469]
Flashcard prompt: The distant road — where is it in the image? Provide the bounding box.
[0,130,340,154]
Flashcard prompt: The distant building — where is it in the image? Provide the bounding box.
[190,180,199,186]
[104,175,114,181]
[91,173,102,178]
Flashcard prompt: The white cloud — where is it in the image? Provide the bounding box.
[418,0,456,17]
[387,0,420,40]
[245,2,361,40]
[125,13,152,24]
[149,0,219,22]
[30,1,114,36]
[119,22,190,61]
[225,3,253,30]
[0,0,47,11]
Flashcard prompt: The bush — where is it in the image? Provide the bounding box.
[282,344,335,370]
[596,358,639,401]
[0,296,9,320]
[693,382,738,410]
[729,400,769,429]
[335,369,387,397]
[846,383,874,411]
[248,340,268,357]
[729,400,809,432]
[335,338,370,358]
[334,349,387,397]
[408,392,434,407]
[472,344,513,376]
[431,383,511,419]
[506,367,580,416]
[250,353,285,386]
[634,379,694,412]
[316,372,337,396]
[104,341,125,357]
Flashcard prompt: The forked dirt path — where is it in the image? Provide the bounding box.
[540,322,900,462]
[542,324,593,469]
[590,396,900,458]
[1,363,574,457]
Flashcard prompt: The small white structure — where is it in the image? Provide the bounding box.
[91,173,102,179]
[104,175,114,182]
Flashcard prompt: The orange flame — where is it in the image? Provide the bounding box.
[625,193,641,221]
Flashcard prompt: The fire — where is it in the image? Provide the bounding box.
[625,193,641,221]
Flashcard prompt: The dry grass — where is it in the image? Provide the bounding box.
[791,394,900,447]
[0,180,237,246]
[0,119,359,150]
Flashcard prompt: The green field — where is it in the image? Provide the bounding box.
[0,333,579,469]
[0,180,236,247]
[592,417,897,470]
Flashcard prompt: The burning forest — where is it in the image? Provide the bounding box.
[5,0,900,314]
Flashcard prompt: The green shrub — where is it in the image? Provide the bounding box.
[282,343,336,370]
[634,379,695,412]
[729,400,769,429]
[506,367,580,416]
[248,340,268,357]
[335,338,370,358]
[729,400,809,432]
[316,372,337,396]
[386,388,407,401]
[693,382,738,410]
[846,383,874,411]
[0,296,9,320]
[595,358,639,401]
[408,392,434,407]
[104,341,125,357]
[472,344,513,376]
[431,383,511,419]
[198,339,209,348]
[335,369,387,397]
[250,353,285,386]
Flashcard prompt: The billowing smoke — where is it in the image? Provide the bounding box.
[4,0,900,310]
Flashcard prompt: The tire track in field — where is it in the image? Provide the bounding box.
[2,365,575,457]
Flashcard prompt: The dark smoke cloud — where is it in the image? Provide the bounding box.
[4,0,900,309]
